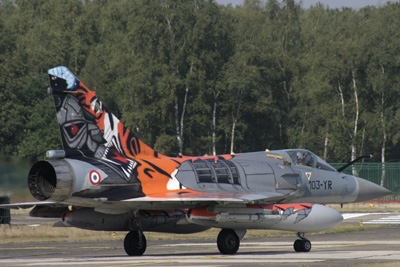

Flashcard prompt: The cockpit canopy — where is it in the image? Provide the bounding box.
[282,149,336,172]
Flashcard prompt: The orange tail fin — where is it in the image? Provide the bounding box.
[48,66,162,179]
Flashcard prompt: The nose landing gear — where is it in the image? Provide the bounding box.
[294,232,311,252]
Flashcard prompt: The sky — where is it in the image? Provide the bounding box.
[216,0,399,9]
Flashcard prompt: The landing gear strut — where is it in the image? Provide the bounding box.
[124,212,146,256]
[124,230,147,256]
[293,232,311,252]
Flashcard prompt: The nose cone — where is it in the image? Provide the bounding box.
[355,177,393,202]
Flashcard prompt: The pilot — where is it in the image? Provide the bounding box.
[304,154,313,167]
[297,152,304,165]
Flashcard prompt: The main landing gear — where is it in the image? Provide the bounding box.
[293,232,311,252]
[124,230,147,256]
[217,229,240,254]
[124,213,146,256]
[217,229,246,255]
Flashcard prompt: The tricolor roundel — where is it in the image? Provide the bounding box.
[90,170,101,185]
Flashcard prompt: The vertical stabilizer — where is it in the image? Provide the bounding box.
[48,66,161,163]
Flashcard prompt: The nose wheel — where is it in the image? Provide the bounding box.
[294,232,311,252]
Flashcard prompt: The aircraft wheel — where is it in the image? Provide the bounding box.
[293,239,311,252]
[217,229,240,254]
[124,230,147,256]
[301,239,311,252]
[294,239,303,252]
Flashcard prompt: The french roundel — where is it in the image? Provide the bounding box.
[90,170,101,185]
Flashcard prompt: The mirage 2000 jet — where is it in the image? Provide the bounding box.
[1,67,392,256]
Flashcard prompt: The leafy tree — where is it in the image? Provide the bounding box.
[1,0,400,165]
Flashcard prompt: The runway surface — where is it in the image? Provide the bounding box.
[1,212,400,266]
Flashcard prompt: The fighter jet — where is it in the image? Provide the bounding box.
[1,66,392,256]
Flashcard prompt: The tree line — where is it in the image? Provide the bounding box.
[1,0,400,164]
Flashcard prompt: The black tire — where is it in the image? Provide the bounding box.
[124,230,147,256]
[294,239,311,252]
[300,239,311,252]
[217,229,240,255]
[294,239,303,252]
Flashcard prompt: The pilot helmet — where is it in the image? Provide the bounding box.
[297,152,304,160]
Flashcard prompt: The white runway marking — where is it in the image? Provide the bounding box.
[342,212,393,220]
[342,212,400,224]
[364,214,400,224]
[2,241,400,266]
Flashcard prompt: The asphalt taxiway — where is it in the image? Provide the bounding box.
[1,212,400,266]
